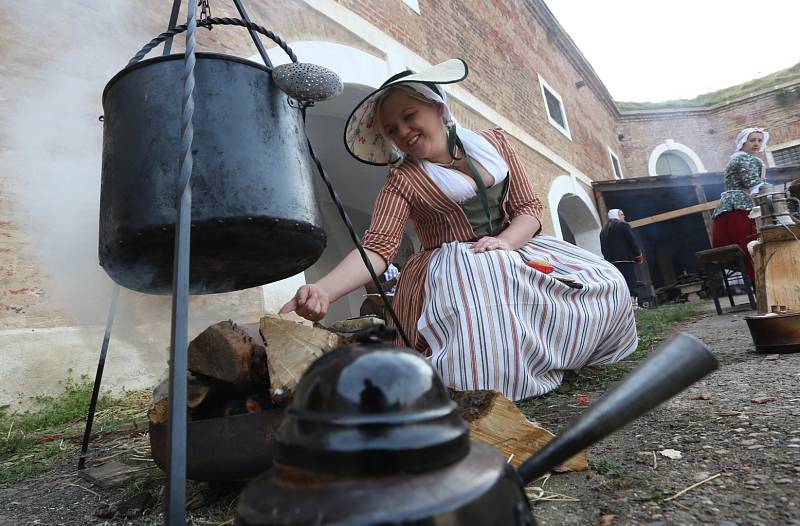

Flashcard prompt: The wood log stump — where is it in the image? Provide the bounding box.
[450,389,588,473]
[259,315,342,397]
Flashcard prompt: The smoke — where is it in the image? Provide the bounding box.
[0,3,264,357]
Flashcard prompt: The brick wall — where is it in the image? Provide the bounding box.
[336,0,623,183]
[618,86,800,177]
[0,0,633,332]
[0,0,376,329]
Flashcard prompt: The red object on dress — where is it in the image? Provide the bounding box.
[526,260,555,274]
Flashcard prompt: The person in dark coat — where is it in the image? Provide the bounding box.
[600,209,643,306]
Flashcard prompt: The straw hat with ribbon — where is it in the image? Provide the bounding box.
[343,58,468,166]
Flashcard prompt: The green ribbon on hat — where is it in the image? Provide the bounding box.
[447,124,494,232]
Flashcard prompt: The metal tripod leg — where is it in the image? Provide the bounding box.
[166,0,197,523]
[78,284,121,470]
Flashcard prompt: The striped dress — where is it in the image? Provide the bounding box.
[362,129,638,400]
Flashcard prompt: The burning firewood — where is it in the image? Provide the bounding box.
[188,320,269,392]
[149,320,275,425]
[148,371,254,423]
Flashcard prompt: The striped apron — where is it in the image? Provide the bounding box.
[417,235,638,401]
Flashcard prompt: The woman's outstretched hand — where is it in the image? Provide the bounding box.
[279,284,330,321]
[472,236,512,253]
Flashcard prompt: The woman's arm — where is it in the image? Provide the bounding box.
[472,129,543,253]
[281,170,411,321]
[493,129,544,224]
[279,248,387,321]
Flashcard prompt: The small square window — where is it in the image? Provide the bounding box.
[401,0,420,14]
[771,144,800,166]
[608,148,623,179]
[538,76,571,140]
[544,90,565,128]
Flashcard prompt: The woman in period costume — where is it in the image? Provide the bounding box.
[280,59,637,401]
[712,127,769,282]
[599,208,644,307]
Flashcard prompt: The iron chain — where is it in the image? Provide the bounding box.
[198,0,212,28]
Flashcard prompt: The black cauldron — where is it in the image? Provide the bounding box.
[236,333,718,525]
[100,50,325,294]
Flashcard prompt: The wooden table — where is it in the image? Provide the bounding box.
[752,224,800,314]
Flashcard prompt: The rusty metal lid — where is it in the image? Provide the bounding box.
[274,344,470,476]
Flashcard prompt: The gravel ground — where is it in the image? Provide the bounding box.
[529,303,800,526]
[1,301,798,526]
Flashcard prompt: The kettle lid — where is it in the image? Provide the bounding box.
[274,344,470,476]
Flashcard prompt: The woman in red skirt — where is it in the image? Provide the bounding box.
[711,127,769,282]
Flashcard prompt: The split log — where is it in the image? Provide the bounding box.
[330,316,385,334]
[450,389,588,473]
[188,320,269,391]
[259,315,342,396]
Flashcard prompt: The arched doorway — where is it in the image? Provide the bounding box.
[547,175,602,255]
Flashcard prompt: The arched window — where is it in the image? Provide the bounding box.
[655,151,693,176]
[647,140,706,176]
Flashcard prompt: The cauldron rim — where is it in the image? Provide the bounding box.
[103,52,271,102]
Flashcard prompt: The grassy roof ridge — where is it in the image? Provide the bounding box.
[617,62,800,111]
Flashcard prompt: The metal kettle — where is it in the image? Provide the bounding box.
[751,184,800,231]
[236,333,718,525]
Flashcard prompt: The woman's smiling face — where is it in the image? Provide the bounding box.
[378,89,448,161]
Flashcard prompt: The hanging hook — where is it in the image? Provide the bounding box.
[198,0,212,29]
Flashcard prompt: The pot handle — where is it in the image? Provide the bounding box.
[128,17,297,66]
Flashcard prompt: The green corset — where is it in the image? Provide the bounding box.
[460,178,508,237]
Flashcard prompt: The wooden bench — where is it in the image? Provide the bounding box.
[695,245,756,315]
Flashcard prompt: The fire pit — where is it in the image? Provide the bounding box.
[149,409,284,482]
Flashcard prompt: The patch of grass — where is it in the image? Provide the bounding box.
[634,303,700,354]
[518,303,700,416]
[119,467,166,501]
[593,457,627,479]
[637,486,672,502]
[617,63,800,111]
[561,303,700,393]
[0,373,149,487]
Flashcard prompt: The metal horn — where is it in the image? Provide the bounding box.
[272,63,343,103]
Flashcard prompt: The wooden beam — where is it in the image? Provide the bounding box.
[592,172,725,192]
[592,166,800,193]
[629,200,720,229]
[594,189,609,226]
[760,224,800,243]
[693,183,714,244]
